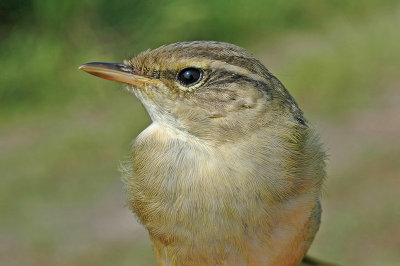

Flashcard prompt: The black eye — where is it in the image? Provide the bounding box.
[177,67,203,86]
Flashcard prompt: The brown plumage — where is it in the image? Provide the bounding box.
[80,41,327,265]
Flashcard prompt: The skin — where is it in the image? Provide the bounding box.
[80,41,326,266]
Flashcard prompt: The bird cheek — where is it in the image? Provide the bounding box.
[158,80,181,97]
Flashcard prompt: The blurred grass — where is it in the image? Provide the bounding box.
[1,0,399,117]
[1,0,400,265]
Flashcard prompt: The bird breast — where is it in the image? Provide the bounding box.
[125,122,322,265]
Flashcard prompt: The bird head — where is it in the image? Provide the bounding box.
[80,41,304,142]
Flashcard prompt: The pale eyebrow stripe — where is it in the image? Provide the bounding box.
[209,60,270,84]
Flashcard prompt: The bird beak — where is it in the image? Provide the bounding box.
[79,62,157,87]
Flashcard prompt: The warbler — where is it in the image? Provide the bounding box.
[80,41,327,266]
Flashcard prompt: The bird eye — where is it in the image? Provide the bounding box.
[177,67,203,87]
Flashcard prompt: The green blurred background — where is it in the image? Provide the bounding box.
[1,0,399,265]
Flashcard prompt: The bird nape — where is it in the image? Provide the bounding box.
[80,41,330,266]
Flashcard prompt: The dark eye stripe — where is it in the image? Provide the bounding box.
[180,49,271,77]
[205,69,272,95]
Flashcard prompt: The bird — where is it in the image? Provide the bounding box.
[79,41,327,266]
